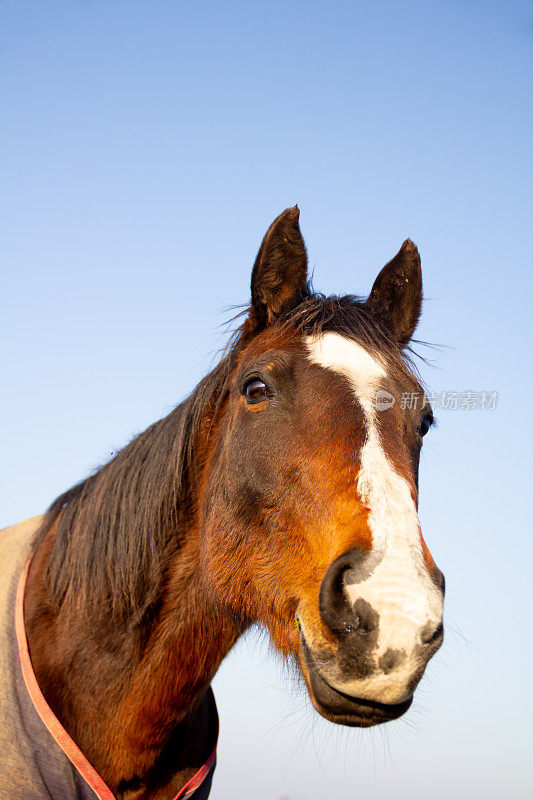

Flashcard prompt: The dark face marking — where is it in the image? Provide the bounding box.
[379,648,406,675]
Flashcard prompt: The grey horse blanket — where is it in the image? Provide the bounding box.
[0,517,216,800]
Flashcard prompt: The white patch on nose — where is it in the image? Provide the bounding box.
[306,332,443,703]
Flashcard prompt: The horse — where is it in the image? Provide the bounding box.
[0,207,444,800]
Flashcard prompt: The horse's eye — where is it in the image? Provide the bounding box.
[244,378,269,404]
[419,415,432,437]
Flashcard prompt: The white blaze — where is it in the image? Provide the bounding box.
[306,332,443,703]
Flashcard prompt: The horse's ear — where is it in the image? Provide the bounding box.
[366,239,423,345]
[248,206,308,331]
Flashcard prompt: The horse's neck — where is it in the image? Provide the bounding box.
[24,523,239,799]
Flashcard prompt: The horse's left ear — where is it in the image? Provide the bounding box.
[248,206,308,331]
[366,239,423,345]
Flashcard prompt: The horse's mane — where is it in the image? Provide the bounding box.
[37,291,417,625]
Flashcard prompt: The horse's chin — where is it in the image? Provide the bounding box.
[299,633,412,727]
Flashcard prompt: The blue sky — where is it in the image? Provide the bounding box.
[1,1,532,798]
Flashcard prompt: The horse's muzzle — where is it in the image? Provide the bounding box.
[296,546,444,721]
[299,633,413,727]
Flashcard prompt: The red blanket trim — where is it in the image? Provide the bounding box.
[15,560,216,800]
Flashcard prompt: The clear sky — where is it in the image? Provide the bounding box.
[1,1,532,798]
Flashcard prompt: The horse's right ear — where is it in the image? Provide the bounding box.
[366,239,423,346]
[247,206,308,332]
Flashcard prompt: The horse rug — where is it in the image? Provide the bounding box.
[0,517,216,800]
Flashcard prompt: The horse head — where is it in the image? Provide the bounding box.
[200,207,444,727]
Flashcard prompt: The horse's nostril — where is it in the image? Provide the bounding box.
[419,620,444,646]
[435,568,446,595]
[319,548,379,642]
